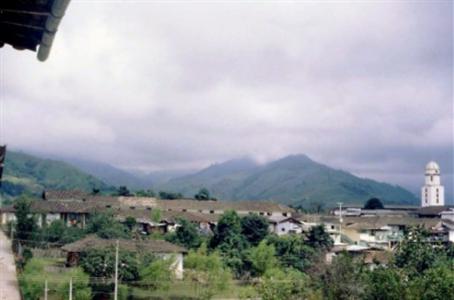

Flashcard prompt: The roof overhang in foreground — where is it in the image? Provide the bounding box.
[0,0,71,61]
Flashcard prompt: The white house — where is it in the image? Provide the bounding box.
[270,217,303,235]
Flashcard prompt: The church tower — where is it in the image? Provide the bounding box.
[421,161,445,207]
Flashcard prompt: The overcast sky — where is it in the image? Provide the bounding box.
[1,1,453,197]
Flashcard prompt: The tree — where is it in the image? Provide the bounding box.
[139,257,175,291]
[184,245,232,300]
[241,214,270,246]
[80,248,140,282]
[256,267,310,300]
[210,210,243,248]
[159,191,183,200]
[364,198,384,210]
[194,188,215,200]
[306,224,333,251]
[86,212,130,239]
[319,252,365,300]
[116,186,131,196]
[364,266,406,300]
[248,240,278,276]
[407,264,454,300]
[135,189,156,197]
[166,218,201,249]
[41,219,86,244]
[394,226,441,275]
[266,234,315,272]
[210,211,249,275]
[14,196,39,246]
[124,216,137,231]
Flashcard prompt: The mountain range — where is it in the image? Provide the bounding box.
[157,155,418,207]
[1,150,418,207]
[1,151,111,198]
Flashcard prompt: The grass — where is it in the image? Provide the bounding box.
[128,280,258,300]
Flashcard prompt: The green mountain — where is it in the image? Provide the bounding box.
[159,154,418,207]
[1,151,111,198]
[61,158,150,190]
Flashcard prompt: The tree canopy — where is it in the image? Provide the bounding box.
[364,197,384,210]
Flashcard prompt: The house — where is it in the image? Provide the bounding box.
[115,208,220,235]
[269,217,303,235]
[327,244,392,269]
[61,235,187,279]
[0,191,294,235]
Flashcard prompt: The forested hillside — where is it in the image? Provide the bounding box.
[159,155,418,207]
[1,151,111,198]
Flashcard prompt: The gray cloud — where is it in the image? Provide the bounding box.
[1,1,452,198]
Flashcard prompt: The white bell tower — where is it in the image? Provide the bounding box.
[421,161,445,207]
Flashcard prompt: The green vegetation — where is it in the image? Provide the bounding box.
[158,190,183,199]
[2,151,111,199]
[19,258,91,300]
[14,203,453,300]
[166,218,203,249]
[241,213,270,246]
[364,197,385,209]
[159,155,418,207]
[194,188,216,201]
[85,212,131,239]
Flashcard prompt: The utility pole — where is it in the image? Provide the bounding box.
[69,278,72,300]
[114,240,119,300]
[44,280,48,300]
[337,202,343,244]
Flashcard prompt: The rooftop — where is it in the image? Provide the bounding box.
[1,0,71,61]
[61,235,187,254]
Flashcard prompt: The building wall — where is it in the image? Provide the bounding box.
[156,253,184,280]
[275,221,302,235]
[0,212,16,225]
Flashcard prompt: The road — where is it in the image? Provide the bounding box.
[0,230,21,300]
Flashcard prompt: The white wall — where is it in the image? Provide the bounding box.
[275,221,302,235]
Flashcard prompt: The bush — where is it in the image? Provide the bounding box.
[407,264,454,300]
[86,212,131,239]
[364,266,406,300]
[257,267,309,300]
[55,267,92,300]
[248,240,278,276]
[80,248,140,282]
[184,245,232,299]
[139,256,175,291]
[19,258,91,300]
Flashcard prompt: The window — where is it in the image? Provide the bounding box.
[182,209,187,212]
[331,225,335,230]
[210,210,214,214]
[281,228,285,232]
[430,175,433,182]
[282,212,288,217]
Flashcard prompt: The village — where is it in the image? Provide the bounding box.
[0,161,452,285]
